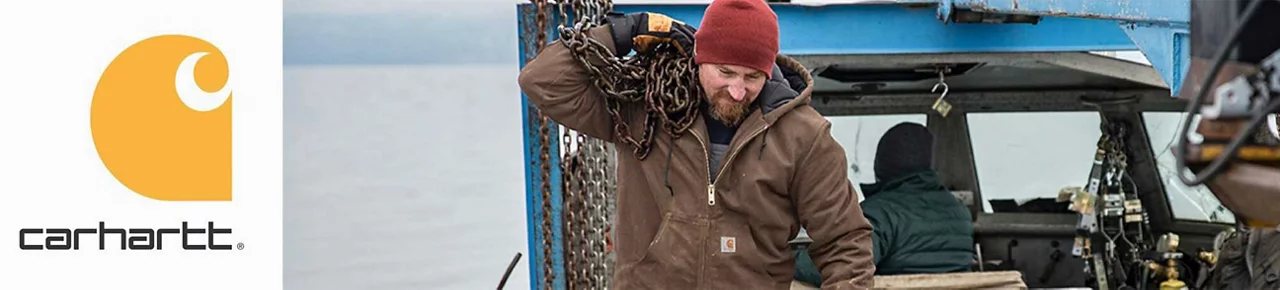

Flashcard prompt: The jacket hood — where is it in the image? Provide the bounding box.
[755,54,813,123]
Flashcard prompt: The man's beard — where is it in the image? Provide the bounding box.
[707,90,750,126]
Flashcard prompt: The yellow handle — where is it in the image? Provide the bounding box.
[1159,279,1186,290]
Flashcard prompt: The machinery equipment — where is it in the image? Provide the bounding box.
[1171,1,1280,289]
[1175,0,1280,229]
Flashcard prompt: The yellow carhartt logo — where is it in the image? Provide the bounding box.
[90,34,232,201]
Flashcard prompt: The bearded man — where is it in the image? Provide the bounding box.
[518,0,876,288]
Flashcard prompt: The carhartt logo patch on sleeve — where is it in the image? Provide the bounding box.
[721,236,736,253]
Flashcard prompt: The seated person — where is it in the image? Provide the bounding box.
[793,122,975,285]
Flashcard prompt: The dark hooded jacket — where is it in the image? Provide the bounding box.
[794,170,974,285]
[795,122,973,285]
[857,171,974,275]
[518,24,876,289]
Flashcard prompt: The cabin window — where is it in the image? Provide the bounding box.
[1142,112,1236,224]
[968,112,1102,213]
[827,114,927,202]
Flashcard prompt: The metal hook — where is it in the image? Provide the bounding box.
[932,82,949,100]
[931,69,949,100]
[931,68,954,117]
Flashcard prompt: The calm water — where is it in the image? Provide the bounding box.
[285,64,530,290]
[283,64,1227,290]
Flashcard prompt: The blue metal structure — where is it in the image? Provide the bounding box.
[519,4,564,289]
[945,0,1188,22]
[614,4,1136,54]
[940,0,1192,93]
[517,1,1189,289]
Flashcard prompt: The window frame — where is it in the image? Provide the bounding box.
[1140,112,1236,224]
[927,109,1234,234]
[936,107,1233,235]
[964,111,1107,215]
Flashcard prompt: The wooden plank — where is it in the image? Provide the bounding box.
[790,271,1028,290]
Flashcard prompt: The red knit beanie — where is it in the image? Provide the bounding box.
[694,0,780,78]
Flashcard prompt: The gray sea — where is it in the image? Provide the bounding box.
[283,64,1229,290]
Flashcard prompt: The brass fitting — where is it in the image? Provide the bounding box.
[1147,261,1164,273]
[1199,250,1218,265]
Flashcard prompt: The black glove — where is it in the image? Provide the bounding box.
[605,12,696,57]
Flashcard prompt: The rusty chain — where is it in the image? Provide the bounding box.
[588,137,617,289]
[560,1,583,287]
[568,134,593,289]
[560,1,619,289]
[562,130,578,289]
[556,4,702,160]
[526,0,556,289]
[526,0,647,288]
[562,127,598,289]
[582,139,599,290]
[537,116,555,290]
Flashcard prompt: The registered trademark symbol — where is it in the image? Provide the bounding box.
[237,243,245,250]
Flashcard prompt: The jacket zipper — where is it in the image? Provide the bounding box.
[692,124,770,207]
[691,131,716,206]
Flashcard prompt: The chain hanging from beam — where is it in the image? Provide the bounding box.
[558,2,620,289]
[563,135,618,290]
[527,0,701,287]
[523,1,557,289]
[525,0,632,289]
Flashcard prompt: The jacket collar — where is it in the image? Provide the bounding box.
[860,171,946,199]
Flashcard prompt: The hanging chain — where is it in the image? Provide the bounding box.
[526,1,556,289]
[525,0,645,288]
[586,137,604,287]
[560,1,586,288]
[571,134,591,288]
[564,2,619,289]
[593,137,618,289]
[554,134,618,290]
[1093,117,1160,288]
[562,131,580,289]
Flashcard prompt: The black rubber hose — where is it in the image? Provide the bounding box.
[1175,0,1269,186]
[498,252,523,290]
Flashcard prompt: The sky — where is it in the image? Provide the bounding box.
[283,0,1154,66]
[284,1,521,65]
[282,0,710,65]
[282,0,893,65]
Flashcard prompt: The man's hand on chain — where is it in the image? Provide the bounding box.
[606,12,696,57]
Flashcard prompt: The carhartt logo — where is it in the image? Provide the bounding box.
[17,35,242,251]
[90,34,232,201]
